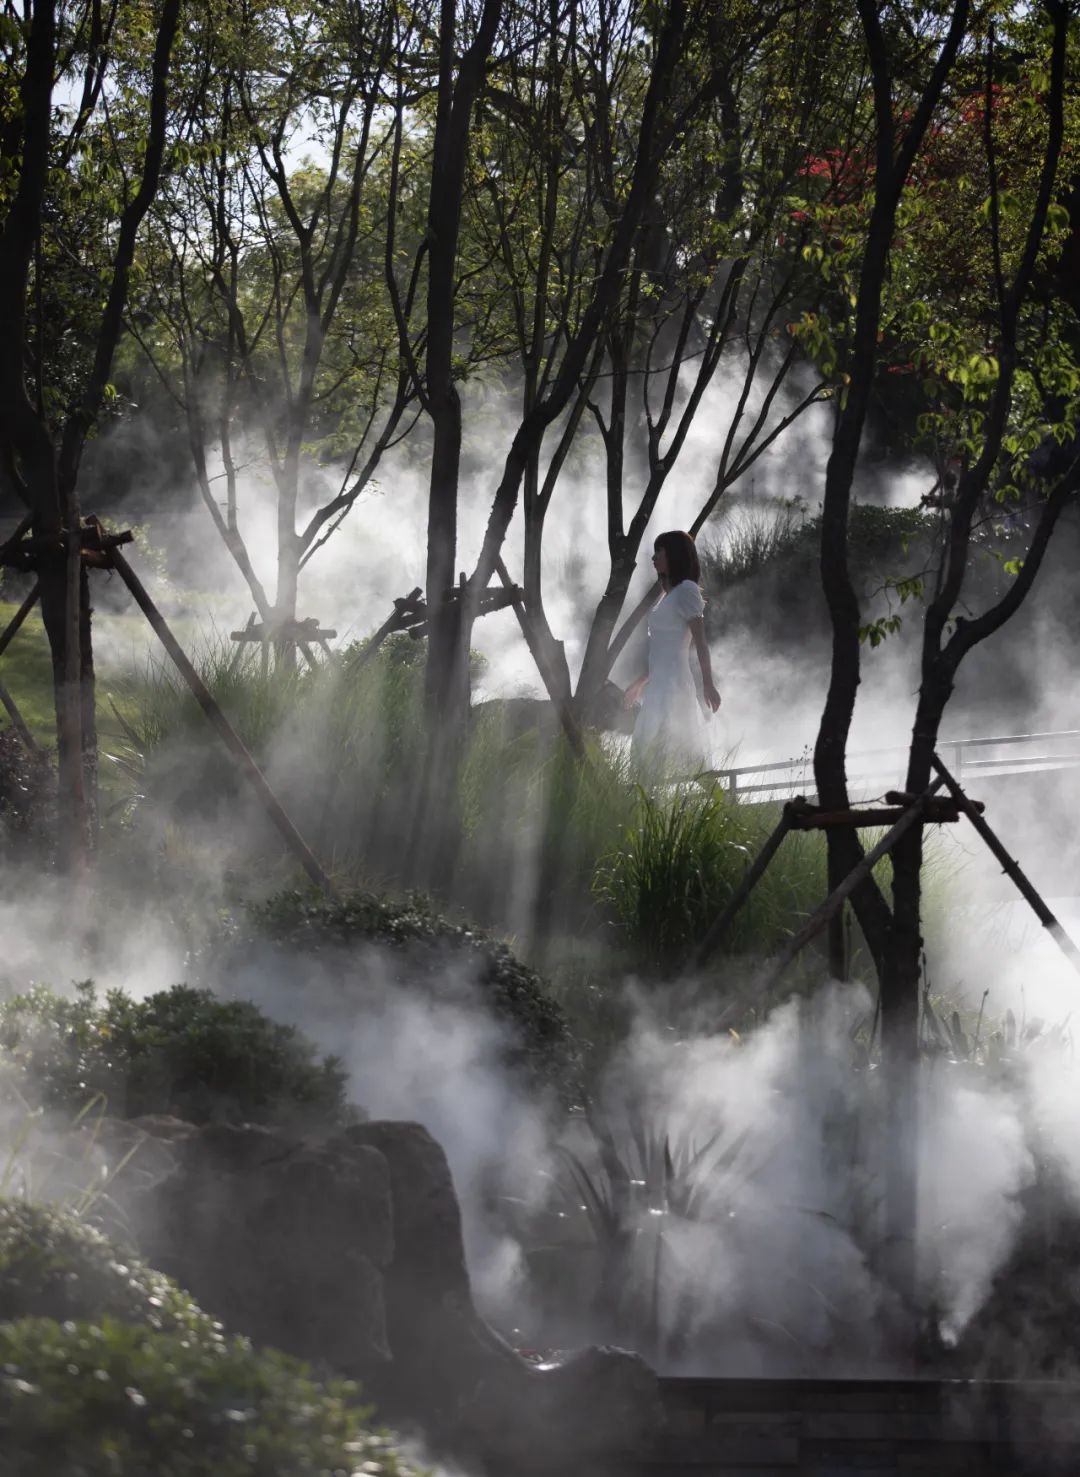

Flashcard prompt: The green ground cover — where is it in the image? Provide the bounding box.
[0,598,58,744]
[0,595,210,791]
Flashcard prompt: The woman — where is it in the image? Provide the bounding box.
[625,530,720,772]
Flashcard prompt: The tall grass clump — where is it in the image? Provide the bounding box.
[595,785,826,971]
[110,631,307,757]
[107,632,428,879]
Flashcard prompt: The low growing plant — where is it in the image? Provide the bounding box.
[228,889,578,1097]
[0,1198,213,1336]
[0,1317,421,1476]
[0,982,349,1128]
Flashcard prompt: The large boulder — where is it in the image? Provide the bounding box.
[43,1112,659,1474]
[126,1118,393,1375]
[341,1120,662,1472]
[473,679,634,741]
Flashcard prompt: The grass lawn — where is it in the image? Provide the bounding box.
[0,595,162,750]
[0,597,57,744]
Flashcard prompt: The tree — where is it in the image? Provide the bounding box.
[568,0,845,713]
[133,0,422,662]
[807,0,1077,1317]
[394,0,742,882]
[0,0,182,866]
[455,0,850,723]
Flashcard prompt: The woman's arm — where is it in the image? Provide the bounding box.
[623,673,649,708]
[690,617,720,712]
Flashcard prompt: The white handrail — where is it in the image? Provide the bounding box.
[703,729,1080,797]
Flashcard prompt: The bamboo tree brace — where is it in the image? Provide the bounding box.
[105,545,335,896]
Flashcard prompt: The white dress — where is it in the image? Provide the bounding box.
[631,579,709,772]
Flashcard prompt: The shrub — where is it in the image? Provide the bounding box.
[0,982,348,1128]
[595,786,825,971]
[0,1317,421,1476]
[0,1199,212,1336]
[231,889,578,1096]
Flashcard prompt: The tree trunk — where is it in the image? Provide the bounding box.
[37,549,88,871]
[522,462,571,705]
[877,870,921,1308]
[273,532,301,671]
[574,552,636,713]
[410,395,469,890]
[877,669,950,1322]
[79,559,98,839]
[274,444,302,670]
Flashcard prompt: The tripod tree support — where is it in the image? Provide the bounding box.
[0,583,44,756]
[350,588,426,672]
[931,751,1080,977]
[690,782,951,980]
[761,778,947,992]
[0,679,40,756]
[692,807,795,969]
[107,548,334,895]
[0,514,33,565]
[0,582,40,661]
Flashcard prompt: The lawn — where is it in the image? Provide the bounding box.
[0,596,57,744]
[0,595,159,750]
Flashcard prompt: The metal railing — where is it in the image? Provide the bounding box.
[705,729,1080,801]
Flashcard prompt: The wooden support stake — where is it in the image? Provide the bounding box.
[692,808,794,969]
[0,513,33,562]
[931,750,1080,977]
[494,556,586,761]
[761,778,947,990]
[351,587,424,672]
[107,548,334,895]
[0,677,41,756]
[0,583,40,661]
[789,803,963,829]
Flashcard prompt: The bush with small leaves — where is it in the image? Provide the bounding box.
[0,981,349,1127]
[230,889,579,1097]
[0,1317,424,1476]
[0,1199,212,1335]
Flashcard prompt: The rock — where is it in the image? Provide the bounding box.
[341,1121,662,1471]
[69,1114,659,1473]
[338,1121,469,1295]
[473,680,634,742]
[464,1345,663,1470]
[130,1120,393,1373]
[336,1121,475,1419]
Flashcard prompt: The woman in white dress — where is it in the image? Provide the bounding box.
[624,530,721,773]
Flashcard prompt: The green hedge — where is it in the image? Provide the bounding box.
[229,889,579,1096]
[0,1199,211,1334]
[0,1317,423,1476]
[0,981,348,1127]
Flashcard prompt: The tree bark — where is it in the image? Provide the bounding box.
[810,0,970,1337]
[78,557,98,839]
[407,0,502,887]
[522,452,571,705]
[36,545,87,869]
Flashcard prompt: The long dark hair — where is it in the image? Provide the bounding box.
[654,530,700,591]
